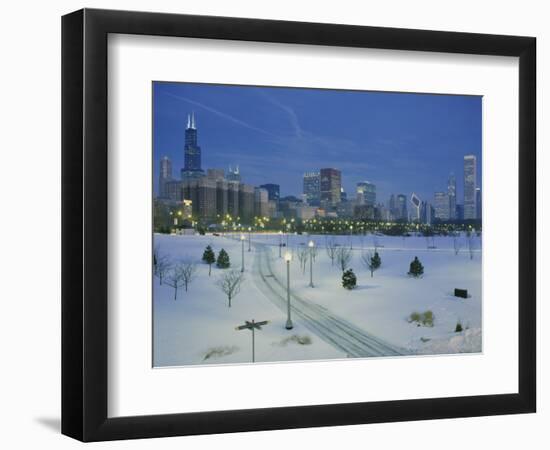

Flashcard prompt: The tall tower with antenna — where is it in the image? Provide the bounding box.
[181,112,204,179]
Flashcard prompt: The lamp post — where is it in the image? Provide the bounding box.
[350,225,354,250]
[248,227,252,252]
[240,234,245,272]
[284,252,293,330]
[278,230,283,258]
[308,240,315,288]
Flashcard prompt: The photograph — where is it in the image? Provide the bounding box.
[152,82,483,367]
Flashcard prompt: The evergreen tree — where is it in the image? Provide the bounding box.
[202,245,216,276]
[342,268,357,290]
[408,256,424,277]
[216,248,231,269]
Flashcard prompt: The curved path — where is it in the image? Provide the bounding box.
[251,243,408,358]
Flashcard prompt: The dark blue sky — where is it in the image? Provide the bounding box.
[153,82,482,204]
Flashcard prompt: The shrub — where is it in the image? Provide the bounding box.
[202,245,216,275]
[455,321,463,333]
[216,248,230,268]
[408,310,434,327]
[342,269,357,290]
[408,256,424,277]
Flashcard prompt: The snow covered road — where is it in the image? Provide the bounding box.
[252,243,409,358]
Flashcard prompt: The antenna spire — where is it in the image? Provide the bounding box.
[191,111,196,129]
[186,114,191,129]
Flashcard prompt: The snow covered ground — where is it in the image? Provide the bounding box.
[153,232,482,367]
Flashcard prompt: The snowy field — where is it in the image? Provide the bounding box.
[153,232,482,367]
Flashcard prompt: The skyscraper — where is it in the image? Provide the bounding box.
[254,187,269,217]
[356,181,376,206]
[159,156,172,198]
[396,194,408,221]
[320,168,341,208]
[476,187,482,220]
[434,192,450,220]
[260,183,280,203]
[448,172,456,220]
[227,165,241,182]
[464,155,477,219]
[303,172,320,206]
[181,112,204,179]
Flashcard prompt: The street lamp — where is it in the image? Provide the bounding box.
[350,225,354,250]
[278,230,283,258]
[308,240,315,288]
[248,227,252,252]
[284,251,293,330]
[240,234,245,272]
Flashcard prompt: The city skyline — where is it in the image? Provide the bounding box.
[153,82,482,209]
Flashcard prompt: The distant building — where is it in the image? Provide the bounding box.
[294,205,317,220]
[164,179,183,201]
[179,178,255,223]
[420,201,434,225]
[239,184,255,222]
[259,183,280,203]
[158,156,173,198]
[181,112,205,180]
[455,204,464,221]
[476,187,482,220]
[448,172,457,220]
[434,191,450,220]
[320,168,341,208]
[206,168,225,181]
[303,172,320,206]
[340,187,348,203]
[410,193,422,221]
[267,200,279,218]
[227,165,241,182]
[396,194,408,221]
[254,188,269,218]
[464,155,477,219]
[356,181,376,206]
[354,204,375,220]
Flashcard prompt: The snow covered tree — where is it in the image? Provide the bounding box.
[202,245,216,275]
[452,232,462,256]
[216,248,230,268]
[336,246,352,272]
[467,233,476,260]
[325,237,338,266]
[408,256,424,278]
[165,263,186,300]
[342,269,357,290]
[216,270,244,307]
[361,250,381,277]
[296,245,309,274]
[181,261,198,292]
[155,255,171,285]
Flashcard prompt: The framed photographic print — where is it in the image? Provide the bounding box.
[62,8,536,442]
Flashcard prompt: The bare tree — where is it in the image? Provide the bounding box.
[452,232,462,256]
[325,236,338,266]
[181,261,198,292]
[165,263,187,301]
[361,250,381,277]
[467,233,476,260]
[336,246,352,272]
[310,245,318,263]
[216,270,245,308]
[155,255,171,285]
[153,244,161,275]
[296,245,309,274]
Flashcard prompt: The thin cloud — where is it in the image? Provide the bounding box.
[162,90,278,138]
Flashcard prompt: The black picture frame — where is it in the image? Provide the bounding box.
[62,8,536,442]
